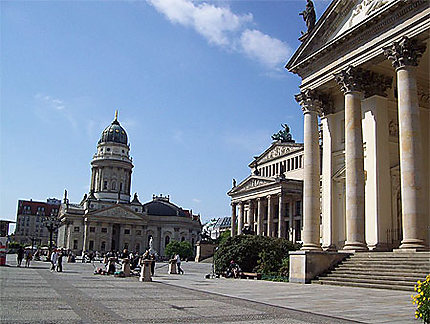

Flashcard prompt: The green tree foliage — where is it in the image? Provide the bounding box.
[164,240,194,260]
[214,235,300,276]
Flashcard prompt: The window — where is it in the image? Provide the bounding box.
[296,201,301,216]
[295,220,301,241]
[101,228,107,233]
[73,240,78,249]
[124,229,130,235]
[136,230,141,235]
[103,181,108,190]
[124,243,128,250]
[135,243,140,253]
[120,183,123,192]
[74,226,80,232]
[192,238,195,246]
[89,240,94,250]
[111,181,116,190]
[181,237,185,242]
[107,148,111,152]
[101,241,106,251]
[165,235,170,247]
[89,227,95,233]
[286,203,290,217]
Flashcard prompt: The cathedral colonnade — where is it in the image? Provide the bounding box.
[296,36,428,252]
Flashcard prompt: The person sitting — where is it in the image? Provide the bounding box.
[226,260,241,278]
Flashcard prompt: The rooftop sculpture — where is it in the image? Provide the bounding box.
[271,124,295,143]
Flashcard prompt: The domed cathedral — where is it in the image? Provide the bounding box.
[57,112,201,256]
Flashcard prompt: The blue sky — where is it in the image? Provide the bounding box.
[1,0,330,232]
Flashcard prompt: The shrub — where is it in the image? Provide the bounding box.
[214,235,299,276]
[412,275,430,323]
[164,240,194,260]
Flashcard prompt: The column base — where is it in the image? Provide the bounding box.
[322,245,337,252]
[301,243,322,251]
[398,239,428,251]
[342,241,368,251]
[367,242,391,251]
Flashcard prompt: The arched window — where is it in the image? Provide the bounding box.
[181,236,185,242]
[165,235,170,247]
[111,181,116,190]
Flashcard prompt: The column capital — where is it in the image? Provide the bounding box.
[383,36,427,70]
[334,66,368,94]
[230,202,236,207]
[295,89,322,115]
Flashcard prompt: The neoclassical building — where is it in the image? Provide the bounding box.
[286,0,429,281]
[228,126,304,243]
[57,112,201,256]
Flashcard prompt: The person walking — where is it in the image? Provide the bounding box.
[16,246,24,267]
[176,254,184,274]
[50,249,58,272]
[24,249,33,268]
[56,250,63,272]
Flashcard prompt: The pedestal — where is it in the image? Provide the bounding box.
[139,260,153,282]
[122,259,130,277]
[168,260,177,274]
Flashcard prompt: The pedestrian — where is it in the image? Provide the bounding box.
[50,249,58,271]
[24,249,33,268]
[17,246,24,267]
[176,254,184,274]
[150,253,156,276]
[56,250,63,272]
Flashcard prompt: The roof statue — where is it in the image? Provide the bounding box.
[271,124,295,143]
[253,156,260,175]
[299,0,316,40]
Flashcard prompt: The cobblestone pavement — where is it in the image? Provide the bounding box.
[0,256,416,323]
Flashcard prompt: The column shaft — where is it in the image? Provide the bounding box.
[231,203,237,237]
[267,196,273,237]
[278,194,285,238]
[237,203,244,235]
[257,199,263,235]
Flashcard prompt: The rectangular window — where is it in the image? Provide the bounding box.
[74,226,80,232]
[295,220,301,241]
[89,227,95,233]
[124,242,129,250]
[286,203,290,217]
[136,230,142,236]
[73,240,78,249]
[296,201,301,216]
[124,229,130,235]
[101,228,107,233]
[89,240,94,250]
[103,181,108,189]
[101,241,106,251]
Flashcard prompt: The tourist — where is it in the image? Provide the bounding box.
[226,260,241,278]
[24,249,33,268]
[56,250,63,272]
[50,249,58,271]
[150,253,156,276]
[176,254,184,274]
[16,246,24,267]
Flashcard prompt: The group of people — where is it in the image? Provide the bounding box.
[50,249,65,272]
[16,246,32,268]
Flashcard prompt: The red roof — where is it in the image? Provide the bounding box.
[17,199,60,216]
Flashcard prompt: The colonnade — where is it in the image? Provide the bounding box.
[231,194,301,241]
[296,36,427,251]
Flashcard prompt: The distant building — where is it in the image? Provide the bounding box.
[0,220,14,237]
[202,217,231,240]
[14,198,61,245]
[228,125,304,243]
[57,112,201,256]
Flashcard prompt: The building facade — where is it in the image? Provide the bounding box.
[14,198,61,245]
[228,125,304,243]
[57,112,201,256]
[286,0,429,255]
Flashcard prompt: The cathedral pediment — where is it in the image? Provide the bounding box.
[229,176,277,195]
[251,143,303,167]
[286,0,409,74]
[87,204,144,221]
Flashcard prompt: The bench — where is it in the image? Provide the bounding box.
[240,272,262,280]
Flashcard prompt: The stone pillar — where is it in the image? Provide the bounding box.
[288,199,294,242]
[295,90,322,250]
[384,37,427,250]
[335,66,368,251]
[248,200,255,232]
[237,202,244,235]
[267,195,274,237]
[82,221,89,253]
[256,198,263,235]
[278,193,286,238]
[231,203,237,237]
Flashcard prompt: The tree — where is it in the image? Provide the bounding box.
[164,240,194,260]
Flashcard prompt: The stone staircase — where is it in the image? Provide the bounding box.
[312,252,430,291]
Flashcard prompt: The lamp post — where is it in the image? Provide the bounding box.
[42,214,61,257]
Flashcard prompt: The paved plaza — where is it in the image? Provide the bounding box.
[0,255,417,323]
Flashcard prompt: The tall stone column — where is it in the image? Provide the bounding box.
[256,198,263,235]
[384,37,427,250]
[278,193,286,238]
[231,203,237,237]
[267,195,273,237]
[335,66,368,251]
[248,200,255,232]
[237,202,244,235]
[295,90,322,250]
[82,221,89,253]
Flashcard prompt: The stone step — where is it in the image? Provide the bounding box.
[343,259,429,264]
[325,272,421,282]
[336,263,429,271]
[351,254,430,259]
[332,269,428,278]
[316,276,415,287]
[312,279,414,292]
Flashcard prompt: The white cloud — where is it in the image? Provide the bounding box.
[192,198,201,203]
[147,0,289,70]
[240,29,291,70]
[34,93,77,130]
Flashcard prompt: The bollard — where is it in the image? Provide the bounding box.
[139,260,153,282]
[168,259,177,274]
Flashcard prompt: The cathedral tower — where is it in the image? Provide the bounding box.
[90,111,133,203]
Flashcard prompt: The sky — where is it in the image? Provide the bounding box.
[1,0,331,233]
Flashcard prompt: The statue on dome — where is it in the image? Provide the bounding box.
[272,124,295,143]
[299,0,316,33]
